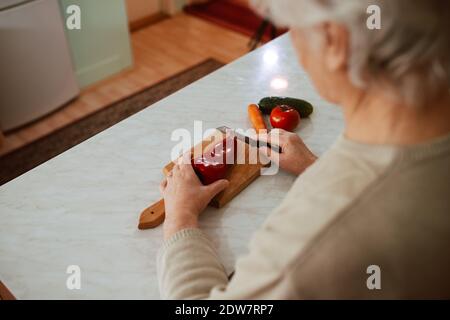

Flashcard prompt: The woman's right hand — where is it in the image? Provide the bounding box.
[258,129,317,176]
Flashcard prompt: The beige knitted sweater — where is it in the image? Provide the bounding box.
[157,134,450,299]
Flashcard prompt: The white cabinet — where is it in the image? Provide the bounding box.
[59,0,133,88]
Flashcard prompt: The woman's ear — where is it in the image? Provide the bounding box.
[323,22,349,72]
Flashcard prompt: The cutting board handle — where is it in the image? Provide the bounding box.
[138,199,165,230]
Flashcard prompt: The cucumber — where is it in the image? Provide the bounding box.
[258,96,314,118]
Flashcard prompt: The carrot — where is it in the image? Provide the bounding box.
[248,104,267,133]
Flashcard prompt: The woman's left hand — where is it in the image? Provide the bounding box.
[160,155,229,240]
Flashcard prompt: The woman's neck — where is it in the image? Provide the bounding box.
[342,89,450,146]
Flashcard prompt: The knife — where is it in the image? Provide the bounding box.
[217,126,282,153]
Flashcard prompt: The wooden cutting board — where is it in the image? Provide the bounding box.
[138,129,264,229]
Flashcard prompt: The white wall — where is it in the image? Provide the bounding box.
[125,0,161,23]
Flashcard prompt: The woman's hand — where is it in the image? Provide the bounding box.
[160,155,229,240]
[258,129,317,175]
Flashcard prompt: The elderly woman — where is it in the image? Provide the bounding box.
[157,0,450,299]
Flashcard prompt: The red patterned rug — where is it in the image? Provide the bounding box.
[184,0,287,43]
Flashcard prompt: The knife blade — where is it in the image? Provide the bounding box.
[217,126,282,153]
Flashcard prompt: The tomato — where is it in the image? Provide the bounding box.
[191,156,227,185]
[191,136,237,185]
[270,105,300,132]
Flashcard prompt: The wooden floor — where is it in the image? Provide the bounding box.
[0,13,250,157]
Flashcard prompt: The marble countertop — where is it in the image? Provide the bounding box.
[0,34,344,299]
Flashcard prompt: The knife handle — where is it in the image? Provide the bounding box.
[263,142,282,154]
[244,137,282,153]
[138,199,165,230]
[253,140,282,153]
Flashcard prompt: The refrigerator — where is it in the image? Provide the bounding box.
[0,0,79,131]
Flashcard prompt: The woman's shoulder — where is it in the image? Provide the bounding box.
[254,132,450,281]
[248,138,393,270]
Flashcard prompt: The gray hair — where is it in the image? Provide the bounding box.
[252,0,450,107]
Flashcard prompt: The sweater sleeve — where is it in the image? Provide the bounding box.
[156,140,391,299]
[156,184,321,300]
[156,222,300,300]
[156,228,229,299]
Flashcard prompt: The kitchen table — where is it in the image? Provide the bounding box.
[0,34,344,299]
